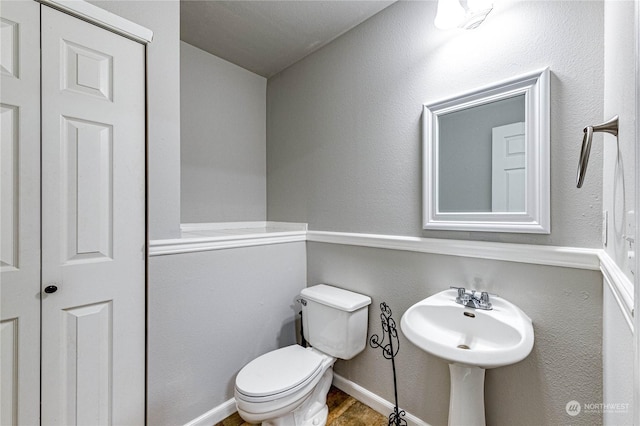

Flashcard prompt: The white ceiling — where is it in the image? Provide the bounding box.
[180,1,396,78]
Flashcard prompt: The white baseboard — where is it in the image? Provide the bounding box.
[332,373,432,426]
[184,376,431,426]
[183,398,236,426]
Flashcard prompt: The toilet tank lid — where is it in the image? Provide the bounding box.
[301,284,372,312]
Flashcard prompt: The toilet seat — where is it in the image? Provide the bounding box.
[235,345,324,403]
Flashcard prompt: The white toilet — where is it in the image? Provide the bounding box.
[234,284,372,426]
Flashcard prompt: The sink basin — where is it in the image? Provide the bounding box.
[401,288,534,425]
[400,289,534,368]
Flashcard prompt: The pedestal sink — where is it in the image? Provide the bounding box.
[400,288,534,426]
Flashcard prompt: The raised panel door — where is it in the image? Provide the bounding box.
[40,6,145,425]
[491,122,526,212]
[0,2,41,424]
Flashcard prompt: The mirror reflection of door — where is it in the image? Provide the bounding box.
[437,94,525,213]
[491,122,526,212]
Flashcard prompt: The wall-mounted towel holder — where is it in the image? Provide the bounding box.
[576,115,619,188]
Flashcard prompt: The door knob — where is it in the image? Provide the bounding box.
[44,285,58,294]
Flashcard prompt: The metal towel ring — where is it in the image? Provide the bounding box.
[576,115,619,188]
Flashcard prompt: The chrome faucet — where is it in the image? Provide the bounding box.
[450,286,493,310]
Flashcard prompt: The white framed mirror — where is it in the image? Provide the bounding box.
[423,68,550,233]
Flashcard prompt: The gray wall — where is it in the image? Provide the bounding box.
[307,242,603,426]
[147,242,306,425]
[89,0,182,240]
[267,0,604,247]
[180,42,267,223]
[267,2,608,425]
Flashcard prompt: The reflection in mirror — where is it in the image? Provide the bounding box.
[438,94,525,213]
[423,68,550,233]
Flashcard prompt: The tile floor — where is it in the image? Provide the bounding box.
[215,386,388,426]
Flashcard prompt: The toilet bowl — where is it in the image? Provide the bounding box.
[235,345,335,426]
[234,284,371,426]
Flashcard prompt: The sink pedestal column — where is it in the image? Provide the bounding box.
[448,364,486,426]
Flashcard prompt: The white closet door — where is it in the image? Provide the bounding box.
[491,122,526,212]
[0,2,41,425]
[40,6,145,425]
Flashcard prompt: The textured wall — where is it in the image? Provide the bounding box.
[147,242,306,425]
[268,3,608,424]
[602,0,636,278]
[307,242,603,426]
[600,3,636,425]
[603,283,634,425]
[181,42,267,223]
[89,0,182,239]
[267,0,604,247]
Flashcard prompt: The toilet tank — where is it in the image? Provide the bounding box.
[300,284,372,360]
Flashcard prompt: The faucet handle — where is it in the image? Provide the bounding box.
[479,291,493,309]
[450,286,466,298]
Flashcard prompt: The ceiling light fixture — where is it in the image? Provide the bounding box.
[434,0,493,30]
